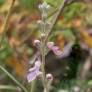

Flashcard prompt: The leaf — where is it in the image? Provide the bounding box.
[20,0,38,10]
[63,2,86,21]
[45,0,64,8]
[0,0,5,7]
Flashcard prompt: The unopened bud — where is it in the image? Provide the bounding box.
[46,73,53,81]
[41,33,46,38]
[37,20,44,25]
[47,42,54,49]
[38,2,50,12]
[34,39,41,48]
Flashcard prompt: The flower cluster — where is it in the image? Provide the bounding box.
[27,40,66,82]
[27,1,73,84]
[38,2,50,18]
[27,1,53,83]
[47,42,63,56]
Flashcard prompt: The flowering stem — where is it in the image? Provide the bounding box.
[40,10,49,91]
[0,65,28,92]
[40,41,49,92]
[0,0,15,46]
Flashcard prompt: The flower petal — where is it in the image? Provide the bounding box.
[52,46,63,56]
[27,60,41,82]
[27,71,37,82]
[47,42,54,49]
[35,60,41,68]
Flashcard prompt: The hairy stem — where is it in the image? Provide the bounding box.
[40,15,49,92]
[41,41,49,92]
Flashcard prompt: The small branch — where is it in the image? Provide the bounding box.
[0,0,15,46]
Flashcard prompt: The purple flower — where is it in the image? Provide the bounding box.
[58,41,74,58]
[27,60,42,82]
[51,46,63,56]
[47,41,74,58]
[47,42,54,49]
[47,42,62,56]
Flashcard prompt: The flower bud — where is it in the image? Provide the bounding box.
[38,4,43,11]
[38,2,50,12]
[46,73,53,82]
[34,39,41,48]
[42,2,50,10]
[41,33,46,38]
[47,42,54,49]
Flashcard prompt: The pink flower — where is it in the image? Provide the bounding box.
[47,42,54,49]
[47,42,62,56]
[51,46,63,56]
[27,60,42,82]
[46,73,53,81]
[47,41,74,58]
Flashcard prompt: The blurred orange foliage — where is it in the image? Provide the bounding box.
[79,30,92,48]
[6,56,28,78]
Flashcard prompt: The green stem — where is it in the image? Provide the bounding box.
[0,0,15,46]
[40,13,49,91]
[0,65,28,92]
[0,85,20,91]
[30,80,37,92]
[40,40,49,92]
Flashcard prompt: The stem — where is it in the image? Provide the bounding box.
[40,13,49,92]
[0,85,20,91]
[30,80,37,92]
[40,41,49,92]
[0,65,28,92]
[40,14,49,91]
[0,0,15,46]
[39,0,70,92]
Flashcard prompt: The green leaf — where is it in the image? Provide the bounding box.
[45,0,64,8]
[20,0,38,10]
[0,0,5,6]
[64,2,86,20]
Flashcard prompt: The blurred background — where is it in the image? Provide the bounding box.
[0,0,92,92]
